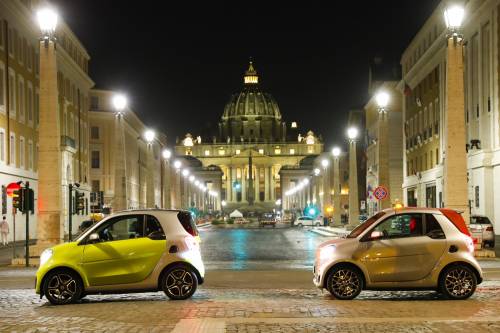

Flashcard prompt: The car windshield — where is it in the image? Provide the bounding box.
[471,216,491,224]
[346,211,386,238]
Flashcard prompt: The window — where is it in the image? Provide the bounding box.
[145,215,164,238]
[28,140,33,170]
[274,147,281,154]
[90,96,99,109]
[204,150,210,156]
[90,126,99,139]
[91,151,100,168]
[91,180,100,192]
[289,148,295,155]
[8,71,15,116]
[96,215,144,242]
[258,148,264,154]
[35,89,39,127]
[19,136,25,168]
[27,84,33,123]
[0,130,4,162]
[372,214,423,239]
[9,133,15,165]
[18,79,24,121]
[0,66,4,112]
[425,214,445,239]
[235,149,241,155]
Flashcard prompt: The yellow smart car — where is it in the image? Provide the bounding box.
[36,209,205,305]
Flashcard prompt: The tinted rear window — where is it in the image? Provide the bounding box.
[177,211,199,237]
[471,216,491,224]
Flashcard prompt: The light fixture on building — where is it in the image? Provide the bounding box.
[221,200,227,207]
[444,5,465,31]
[173,160,182,169]
[375,91,390,112]
[144,129,155,144]
[321,159,329,168]
[112,94,127,115]
[162,149,172,160]
[313,168,320,176]
[189,175,195,182]
[275,199,282,206]
[332,146,341,157]
[347,127,358,141]
[182,169,190,177]
[37,8,58,40]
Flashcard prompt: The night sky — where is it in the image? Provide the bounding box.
[51,0,440,149]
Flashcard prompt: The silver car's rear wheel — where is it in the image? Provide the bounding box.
[326,266,363,300]
[440,265,477,300]
[161,264,198,300]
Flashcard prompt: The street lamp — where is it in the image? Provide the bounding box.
[37,8,58,41]
[346,127,359,227]
[442,4,469,222]
[375,90,391,211]
[162,149,172,160]
[112,93,129,211]
[174,160,182,169]
[182,169,190,177]
[112,94,127,116]
[331,146,342,226]
[144,129,155,145]
[321,159,329,169]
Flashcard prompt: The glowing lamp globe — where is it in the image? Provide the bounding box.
[332,147,341,157]
[444,5,464,30]
[112,94,127,112]
[347,127,358,140]
[375,91,389,109]
[37,8,58,35]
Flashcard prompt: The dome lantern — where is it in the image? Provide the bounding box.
[244,60,259,85]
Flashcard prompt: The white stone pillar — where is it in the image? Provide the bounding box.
[264,167,270,201]
[348,140,359,227]
[255,167,260,201]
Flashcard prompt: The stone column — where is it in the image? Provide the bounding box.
[146,145,154,208]
[270,166,275,201]
[333,156,341,226]
[113,115,127,212]
[254,166,260,202]
[231,168,237,202]
[242,167,247,202]
[444,37,469,223]
[264,167,270,201]
[348,140,359,227]
[378,110,391,210]
[227,166,232,203]
[35,39,62,253]
[323,166,332,208]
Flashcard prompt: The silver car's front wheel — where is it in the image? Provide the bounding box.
[440,265,477,300]
[161,264,198,300]
[326,265,363,300]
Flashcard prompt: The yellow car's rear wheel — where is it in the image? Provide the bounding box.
[161,264,198,300]
[43,269,82,305]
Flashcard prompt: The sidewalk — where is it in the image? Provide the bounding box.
[0,240,36,266]
[309,226,350,237]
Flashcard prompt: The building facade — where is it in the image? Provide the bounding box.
[0,0,93,245]
[89,89,170,213]
[400,0,500,233]
[174,62,324,213]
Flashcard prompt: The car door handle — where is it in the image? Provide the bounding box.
[449,245,458,253]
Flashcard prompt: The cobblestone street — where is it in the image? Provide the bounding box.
[2,270,500,332]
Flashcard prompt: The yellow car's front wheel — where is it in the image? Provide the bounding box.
[161,264,198,300]
[42,269,83,305]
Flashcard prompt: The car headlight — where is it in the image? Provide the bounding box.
[319,245,336,262]
[40,248,53,266]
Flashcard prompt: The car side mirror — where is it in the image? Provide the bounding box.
[87,233,100,244]
[148,231,166,240]
[370,230,384,240]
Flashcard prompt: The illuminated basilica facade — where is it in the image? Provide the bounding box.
[174,62,324,212]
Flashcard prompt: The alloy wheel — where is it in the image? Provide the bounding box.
[330,268,361,299]
[444,267,475,298]
[47,273,78,302]
[165,268,194,298]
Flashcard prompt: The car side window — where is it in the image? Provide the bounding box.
[95,215,144,242]
[425,214,445,239]
[373,213,423,239]
[144,215,164,238]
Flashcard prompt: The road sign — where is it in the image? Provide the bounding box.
[374,186,388,200]
[6,182,21,197]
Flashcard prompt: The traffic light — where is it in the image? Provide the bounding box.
[12,189,24,211]
[25,188,35,213]
[75,190,85,213]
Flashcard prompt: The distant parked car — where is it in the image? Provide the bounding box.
[294,216,322,227]
[259,213,277,228]
[470,215,495,248]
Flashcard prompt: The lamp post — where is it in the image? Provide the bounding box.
[375,90,391,211]
[112,93,128,212]
[144,130,155,208]
[35,7,62,252]
[347,127,359,227]
[443,5,469,223]
[321,158,330,216]
[161,149,172,209]
[331,146,342,226]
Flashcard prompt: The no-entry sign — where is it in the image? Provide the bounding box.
[374,186,388,201]
[6,182,21,198]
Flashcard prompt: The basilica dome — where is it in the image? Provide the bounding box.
[219,62,285,142]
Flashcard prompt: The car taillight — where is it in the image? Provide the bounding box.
[486,226,493,231]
